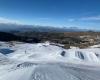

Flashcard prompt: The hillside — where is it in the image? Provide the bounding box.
[0,31,100,48]
[15,31,100,48]
[0,42,100,80]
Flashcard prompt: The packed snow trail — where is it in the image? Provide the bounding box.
[0,63,100,80]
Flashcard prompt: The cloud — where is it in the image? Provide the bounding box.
[81,15,100,21]
[0,17,22,24]
[66,15,100,22]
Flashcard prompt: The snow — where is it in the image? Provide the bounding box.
[0,63,100,80]
[0,41,100,80]
[4,42,100,65]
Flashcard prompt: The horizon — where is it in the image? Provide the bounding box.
[0,0,100,30]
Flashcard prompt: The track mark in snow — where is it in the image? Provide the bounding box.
[9,62,38,72]
[30,65,80,80]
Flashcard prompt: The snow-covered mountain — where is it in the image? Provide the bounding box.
[0,23,89,32]
[0,42,100,80]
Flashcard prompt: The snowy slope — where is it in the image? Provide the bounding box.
[0,42,100,80]
[0,63,100,80]
[4,42,100,65]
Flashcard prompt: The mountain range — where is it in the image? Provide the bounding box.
[0,23,90,33]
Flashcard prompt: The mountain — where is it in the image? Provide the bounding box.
[0,23,32,32]
[0,23,89,33]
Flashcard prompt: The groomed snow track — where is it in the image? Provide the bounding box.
[30,64,100,80]
[1,63,100,80]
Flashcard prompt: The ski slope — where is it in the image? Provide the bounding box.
[6,42,100,65]
[0,41,100,80]
[0,63,100,80]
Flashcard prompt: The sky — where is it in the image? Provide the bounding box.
[0,0,100,30]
